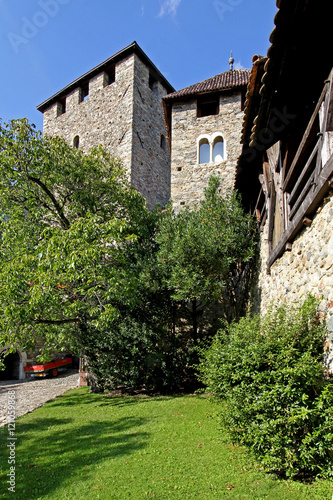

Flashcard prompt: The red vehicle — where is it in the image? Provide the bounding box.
[24,357,72,378]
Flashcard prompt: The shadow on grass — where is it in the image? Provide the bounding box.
[0,391,150,499]
[47,391,174,409]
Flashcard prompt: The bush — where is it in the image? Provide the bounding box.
[198,296,333,478]
[76,312,196,392]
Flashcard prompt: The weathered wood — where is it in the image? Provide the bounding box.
[267,141,280,172]
[283,191,290,228]
[268,183,276,244]
[268,154,333,268]
[289,170,315,220]
[282,80,329,191]
[324,70,333,131]
[263,161,272,197]
[288,139,319,205]
[314,135,323,179]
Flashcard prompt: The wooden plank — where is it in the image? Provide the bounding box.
[289,171,316,220]
[267,142,280,172]
[268,183,276,243]
[268,155,333,268]
[282,80,329,191]
[288,139,319,205]
[263,161,272,197]
[283,191,290,228]
[324,70,333,131]
[314,135,323,179]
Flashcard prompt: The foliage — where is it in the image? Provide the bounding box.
[157,176,256,304]
[156,176,257,337]
[0,119,171,388]
[0,119,256,392]
[1,389,332,499]
[199,295,333,478]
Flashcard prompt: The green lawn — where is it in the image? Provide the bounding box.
[0,388,332,499]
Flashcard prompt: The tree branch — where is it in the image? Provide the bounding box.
[27,175,70,229]
[31,318,80,325]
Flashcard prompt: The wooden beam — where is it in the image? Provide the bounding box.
[325,70,333,131]
[288,139,319,206]
[289,170,316,220]
[268,183,276,243]
[282,80,329,191]
[268,154,333,268]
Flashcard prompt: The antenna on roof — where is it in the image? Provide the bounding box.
[229,51,234,70]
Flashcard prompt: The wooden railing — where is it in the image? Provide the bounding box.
[267,68,333,269]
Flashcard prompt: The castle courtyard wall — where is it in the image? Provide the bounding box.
[131,57,171,209]
[254,196,333,372]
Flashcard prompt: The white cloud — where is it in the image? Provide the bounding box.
[234,61,245,70]
[158,0,182,17]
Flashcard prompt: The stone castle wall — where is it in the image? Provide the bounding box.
[131,57,171,208]
[253,195,333,371]
[42,53,171,209]
[170,92,244,210]
[43,54,135,170]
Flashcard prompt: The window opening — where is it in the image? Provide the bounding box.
[73,136,80,149]
[197,95,219,117]
[149,73,158,95]
[213,137,224,162]
[57,96,66,116]
[199,139,210,164]
[80,82,89,102]
[160,134,166,149]
[105,66,115,86]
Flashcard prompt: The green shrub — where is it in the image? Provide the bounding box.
[198,295,333,478]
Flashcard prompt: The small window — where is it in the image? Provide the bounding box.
[160,134,166,149]
[199,139,210,164]
[57,96,66,116]
[73,136,80,149]
[213,137,224,162]
[80,82,89,102]
[149,73,158,95]
[105,66,115,86]
[197,95,219,118]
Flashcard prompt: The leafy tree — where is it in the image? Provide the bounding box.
[0,120,256,392]
[0,119,166,386]
[199,295,333,479]
[157,176,257,339]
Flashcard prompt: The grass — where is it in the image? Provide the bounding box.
[0,388,332,499]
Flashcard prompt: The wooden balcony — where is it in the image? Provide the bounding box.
[253,69,333,271]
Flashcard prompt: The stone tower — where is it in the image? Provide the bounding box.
[37,42,175,209]
[162,69,250,211]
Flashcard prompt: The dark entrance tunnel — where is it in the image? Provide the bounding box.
[0,352,20,380]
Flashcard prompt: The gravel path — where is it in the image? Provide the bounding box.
[0,371,79,427]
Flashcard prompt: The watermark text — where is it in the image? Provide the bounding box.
[8,0,72,54]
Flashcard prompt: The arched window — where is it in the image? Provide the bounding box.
[199,139,210,164]
[73,136,80,149]
[160,134,166,149]
[213,137,224,162]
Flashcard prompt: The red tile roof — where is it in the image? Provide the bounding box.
[163,69,250,101]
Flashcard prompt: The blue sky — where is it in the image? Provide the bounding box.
[0,0,277,131]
